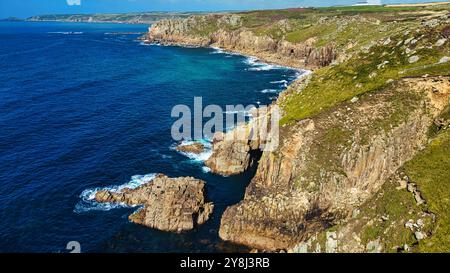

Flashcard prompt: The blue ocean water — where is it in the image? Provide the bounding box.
[0,21,300,253]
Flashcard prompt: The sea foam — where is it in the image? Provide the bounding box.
[244,56,285,71]
[173,139,213,162]
[74,173,156,213]
[260,89,280,93]
[47,31,83,35]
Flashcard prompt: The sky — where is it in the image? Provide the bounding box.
[0,0,444,19]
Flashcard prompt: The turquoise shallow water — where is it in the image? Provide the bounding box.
[0,21,301,252]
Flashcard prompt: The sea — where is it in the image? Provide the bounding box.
[0,21,304,252]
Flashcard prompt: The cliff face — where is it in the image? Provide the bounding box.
[143,7,450,251]
[219,77,449,250]
[144,14,336,69]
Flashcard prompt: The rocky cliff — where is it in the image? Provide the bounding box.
[219,77,449,250]
[144,6,450,252]
[143,14,336,69]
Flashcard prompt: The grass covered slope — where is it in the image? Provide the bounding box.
[405,129,450,252]
[280,21,450,124]
[147,5,449,125]
[184,4,449,48]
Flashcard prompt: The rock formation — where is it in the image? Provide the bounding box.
[141,8,450,251]
[176,142,205,154]
[219,77,450,250]
[143,14,336,69]
[95,174,214,233]
[204,106,279,176]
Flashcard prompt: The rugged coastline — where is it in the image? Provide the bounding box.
[94,174,214,233]
[141,5,450,252]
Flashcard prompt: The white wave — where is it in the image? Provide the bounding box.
[292,69,312,80]
[260,89,280,94]
[224,108,254,117]
[243,56,258,65]
[244,56,285,71]
[74,173,156,213]
[270,80,288,84]
[47,31,83,35]
[210,47,225,54]
[172,139,213,162]
[248,64,281,71]
[209,46,241,56]
[139,41,156,46]
[202,166,211,173]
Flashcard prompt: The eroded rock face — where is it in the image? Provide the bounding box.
[204,124,259,176]
[95,174,214,233]
[204,106,278,176]
[176,142,205,154]
[143,15,336,69]
[219,77,450,250]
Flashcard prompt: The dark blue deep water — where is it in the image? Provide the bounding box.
[0,22,300,253]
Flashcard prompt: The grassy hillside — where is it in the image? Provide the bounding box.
[405,128,450,252]
[280,22,450,125]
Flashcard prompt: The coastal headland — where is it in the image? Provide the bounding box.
[142,3,450,253]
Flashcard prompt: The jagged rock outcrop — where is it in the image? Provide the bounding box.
[176,142,205,154]
[143,14,336,69]
[142,10,450,251]
[219,77,450,250]
[95,174,214,233]
[204,106,279,176]
[204,130,257,176]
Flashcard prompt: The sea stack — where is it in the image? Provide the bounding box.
[95,174,214,233]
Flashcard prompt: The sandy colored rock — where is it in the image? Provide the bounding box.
[204,106,278,176]
[95,174,214,233]
[176,142,205,154]
[219,77,450,250]
[143,15,336,69]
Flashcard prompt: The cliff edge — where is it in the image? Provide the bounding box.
[144,5,450,252]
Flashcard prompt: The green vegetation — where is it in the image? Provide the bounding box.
[405,129,450,252]
[280,23,450,125]
[307,128,450,253]
[358,178,425,252]
[27,12,204,24]
[428,105,450,138]
[174,5,449,128]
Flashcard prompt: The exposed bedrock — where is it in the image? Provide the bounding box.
[219,77,450,250]
[204,106,278,176]
[143,15,336,69]
[176,142,205,154]
[95,174,214,233]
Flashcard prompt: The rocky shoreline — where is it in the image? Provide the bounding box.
[141,15,335,69]
[138,8,450,252]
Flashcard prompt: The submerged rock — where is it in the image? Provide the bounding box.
[95,174,214,233]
